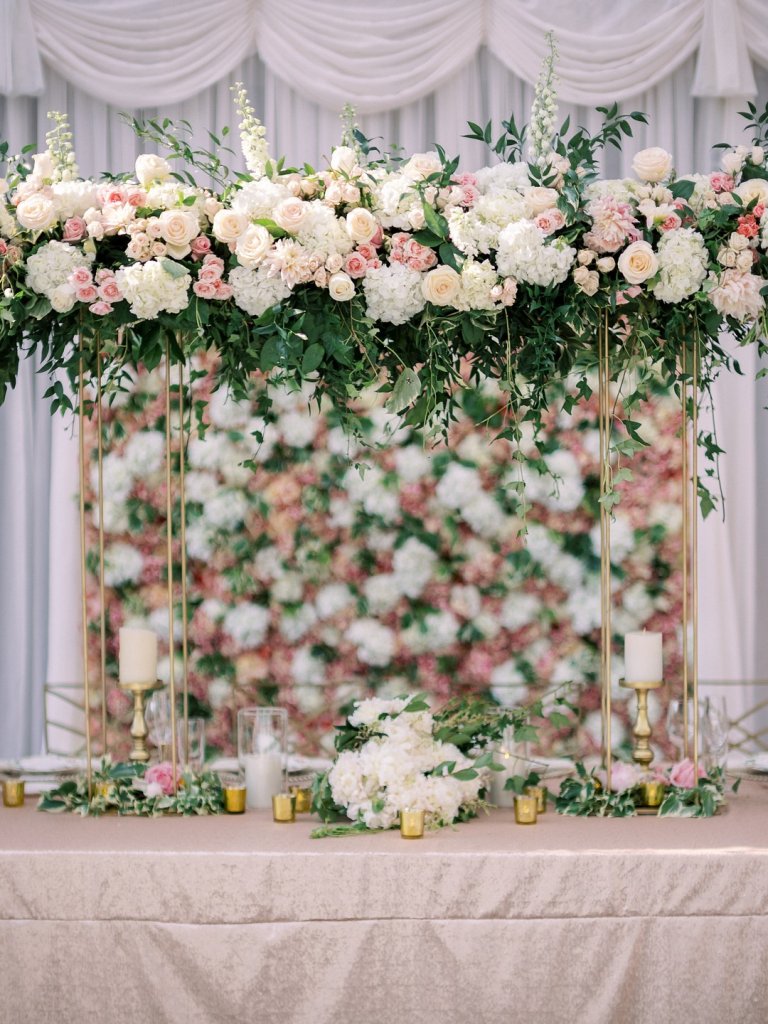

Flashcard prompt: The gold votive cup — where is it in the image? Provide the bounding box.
[640,780,665,808]
[400,808,425,839]
[2,779,25,807]
[514,794,538,825]
[525,785,548,813]
[272,792,296,823]
[224,785,246,814]
[290,786,312,814]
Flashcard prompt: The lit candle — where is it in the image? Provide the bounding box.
[624,630,663,683]
[244,752,283,809]
[490,750,519,808]
[119,627,158,684]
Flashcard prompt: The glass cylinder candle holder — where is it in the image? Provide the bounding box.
[2,779,25,807]
[514,794,538,825]
[272,792,295,822]
[238,707,287,810]
[177,717,206,773]
[400,808,425,839]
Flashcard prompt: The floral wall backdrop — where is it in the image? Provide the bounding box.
[86,360,683,760]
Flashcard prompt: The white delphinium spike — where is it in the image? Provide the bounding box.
[45,111,79,182]
[528,32,559,166]
[231,82,270,178]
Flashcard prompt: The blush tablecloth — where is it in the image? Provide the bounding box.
[1,782,767,1024]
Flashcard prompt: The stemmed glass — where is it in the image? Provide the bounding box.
[666,697,729,769]
[145,691,173,762]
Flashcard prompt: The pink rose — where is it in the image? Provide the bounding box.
[126,187,147,208]
[98,185,127,205]
[190,235,212,258]
[668,758,707,789]
[344,252,368,278]
[660,213,682,232]
[596,760,639,793]
[203,253,225,271]
[535,209,566,235]
[214,281,233,300]
[193,279,217,299]
[145,761,176,796]
[709,172,735,194]
[754,203,765,219]
[369,225,383,247]
[199,264,223,283]
[76,284,99,303]
[98,278,122,302]
[69,266,93,287]
[63,217,87,242]
[88,300,113,316]
[0,240,7,256]
[356,243,377,263]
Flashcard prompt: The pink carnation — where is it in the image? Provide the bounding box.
[668,758,707,789]
[145,761,177,796]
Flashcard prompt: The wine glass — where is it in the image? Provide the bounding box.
[145,691,173,762]
[665,697,729,768]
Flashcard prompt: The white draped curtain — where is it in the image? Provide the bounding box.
[0,0,767,755]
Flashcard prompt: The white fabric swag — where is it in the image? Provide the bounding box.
[1,0,764,111]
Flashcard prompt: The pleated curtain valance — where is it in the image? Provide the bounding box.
[1,0,763,112]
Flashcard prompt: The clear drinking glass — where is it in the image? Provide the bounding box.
[237,707,287,809]
[177,717,206,773]
[145,691,173,762]
[666,697,729,768]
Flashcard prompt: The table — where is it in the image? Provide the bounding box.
[1,783,767,1024]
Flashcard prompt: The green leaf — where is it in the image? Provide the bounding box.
[452,768,479,781]
[253,217,290,239]
[301,343,324,375]
[422,202,448,239]
[160,258,189,280]
[670,178,695,200]
[385,368,421,414]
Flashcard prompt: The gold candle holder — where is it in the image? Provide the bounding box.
[2,779,25,807]
[640,780,665,808]
[514,794,538,824]
[524,785,548,814]
[619,679,663,767]
[400,808,425,839]
[272,792,296,822]
[223,784,246,814]
[119,679,163,763]
[290,786,312,814]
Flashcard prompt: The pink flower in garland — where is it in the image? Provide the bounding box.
[145,762,177,797]
[668,758,707,789]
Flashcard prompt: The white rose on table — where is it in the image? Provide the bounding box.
[618,240,659,284]
[328,271,355,301]
[16,193,58,231]
[157,209,200,259]
[273,197,309,233]
[135,154,172,187]
[212,209,248,244]
[330,146,359,177]
[346,207,377,244]
[31,152,55,181]
[631,147,673,183]
[235,223,272,268]
[525,186,559,215]
[422,265,461,306]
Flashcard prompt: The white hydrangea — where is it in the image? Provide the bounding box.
[252,545,285,581]
[229,263,292,316]
[279,604,318,642]
[231,177,293,219]
[497,220,576,286]
[473,162,530,193]
[91,452,133,504]
[315,583,355,619]
[208,677,233,709]
[345,618,396,666]
[291,646,327,686]
[499,593,542,631]
[363,574,402,614]
[403,610,459,654]
[326,425,361,458]
[25,240,93,300]
[450,584,482,619]
[185,519,214,560]
[279,409,319,448]
[223,603,270,648]
[123,430,165,478]
[589,514,635,563]
[522,449,585,512]
[187,432,230,471]
[489,660,528,706]
[454,258,500,311]
[51,180,99,220]
[393,446,432,482]
[448,193,529,257]
[392,538,437,599]
[296,201,354,259]
[183,471,219,504]
[115,260,191,320]
[271,572,304,604]
[103,542,144,587]
[460,492,507,538]
[209,387,251,429]
[435,463,482,510]
[203,490,249,530]
[362,263,426,325]
[651,228,708,303]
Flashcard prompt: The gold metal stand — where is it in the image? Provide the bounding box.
[164,342,179,791]
[120,680,163,762]
[681,341,700,776]
[598,311,613,790]
[620,679,663,766]
[78,335,93,798]
[95,346,107,755]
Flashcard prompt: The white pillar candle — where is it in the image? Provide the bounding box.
[490,750,522,808]
[119,627,158,684]
[244,752,283,809]
[624,630,663,683]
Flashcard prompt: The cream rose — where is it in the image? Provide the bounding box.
[330,146,359,177]
[403,152,442,180]
[328,271,355,301]
[618,240,659,284]
[212,209,248,245]
[422,265,461,306]
[157,209,200,259]
[0,178,8,196]
[31,152,55,181]
[16,194,58,232]
[345,207,377,244]
[751,146,765,166]
[631,147,673,183]
[525,187,559,215]
[596,256,615,273]
[50,283,77,312]
[736,178,768,207]
[135,154,172,187]
[573,266,599,296]
[235,224,272,268]
[273,198,309,234]
[720,150,745,176]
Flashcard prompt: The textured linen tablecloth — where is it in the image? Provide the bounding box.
[1,783,767,1024]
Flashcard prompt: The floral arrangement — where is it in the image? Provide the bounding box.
[85,363,683,760]
[555,759,735,818]
[310,693,547,836]
[38,757,224,816]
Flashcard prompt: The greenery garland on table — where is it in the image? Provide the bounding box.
[38,757,224,816]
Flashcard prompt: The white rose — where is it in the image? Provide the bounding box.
[212,209,248,244]
[631,147,673,183]
[346,207,377,244]
[596,256,615,273]
[736,178,768,208]
[31,152,54,181]
[525,186,559,215]
[157,209,199,259]
[750,146,765,166]
[720,150,745,176]
[50,283,77,312]
[403,152,442,180]
[617,240,659,284]
[328,271,355,301]
[407,208,426,230]
[0,178,8,196]
[326,253,343,273]
[135,154,172,187]
[573,266,599,296]
[16,194,57,231]
[330,146,359,176]
[235,224,272,268]
[422,265,461,305]
[204,196,223,220]
[273,197,308,233]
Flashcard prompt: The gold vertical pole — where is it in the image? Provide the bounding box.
[691,338,700,778]
[177,357,190,765]
[77,338,93,797]
[598,311,612,791]
[164,341,178,792]
[96,346,107,756]
[681,349,690,759]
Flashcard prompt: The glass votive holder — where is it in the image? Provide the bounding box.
[400,808,425,839]
[272,792,296,823]
[524,785,548,814]
[514,794,538,825]
[640,780,665,808]
[290,785,312,814]
[220,774,246,814]
[2,779,25,807]
[238,707,287,810]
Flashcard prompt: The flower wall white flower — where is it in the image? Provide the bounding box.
[223,603,270,649]
[203,490,249,530]
[392,537,438,598]
[279,604,318,642]
[123,430,165,478]
[346,619,396,666]
[499,593,542,632]
[103,542,144,587]
[291,646,327,686]
[363,574,402,614]
[279,409,319,448]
